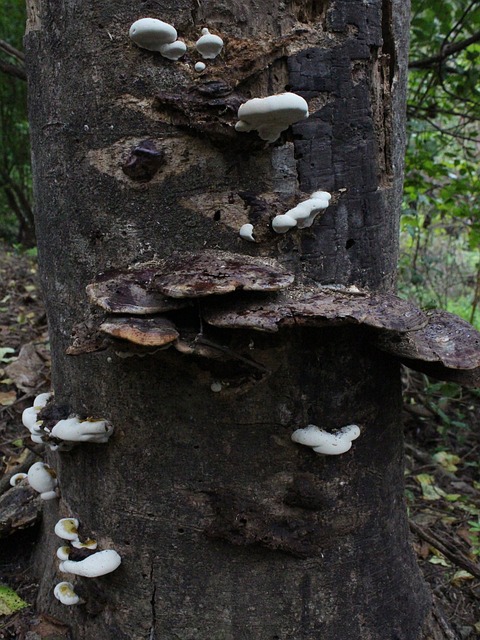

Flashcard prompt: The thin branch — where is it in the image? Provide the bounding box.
[0,39,25,62]
[0,58,26,81]
[409,31,480,69]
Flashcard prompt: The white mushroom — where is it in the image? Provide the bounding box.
[271,214,297,234]
[159,40,187,61]
[54,582,79,606]
[72,538,98,550]
[33,392,52,410]
[54,518,80,541]
[235,93,309,142]
[22,392,52,435]
[195,61,206,72]
[59,550,122,578]
[27,461,58,499]
[291,424,361,455]
[272,191,331,234]
[9,472,27,487]
[57,546,71,561]
[129,18,177,51]
[239,223,256,242]
[51,417,114,443]
[195,28,223,59]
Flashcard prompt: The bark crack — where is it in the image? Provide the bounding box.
[149,560,157,640]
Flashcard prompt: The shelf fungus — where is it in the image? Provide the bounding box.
[59,549,122,578]
[203,285,428,334]
[373,309,480,387]
[150,250,294,298]
[99,317,179,348]
[51,417,114,444]
[272,191,331,233]
[235,93,309,142]
[54,582,80,606]
[195,28,224,59]
[292,424,361,455]
[129,18,177,51]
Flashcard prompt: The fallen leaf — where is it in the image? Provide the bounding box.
[415,474,446,501]
[432,451,461,472]
[0,390,16,406]
[450,570,474,586]
[0,347,16,364]
[5,343,45,392]
[0,585,29,615]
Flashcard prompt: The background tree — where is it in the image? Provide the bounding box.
[0,0,33,246]
[20,0,479,638]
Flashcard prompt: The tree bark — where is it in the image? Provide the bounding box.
[25,1,431,638]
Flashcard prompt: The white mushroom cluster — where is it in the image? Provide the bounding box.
[272,191,331,233]
[129,18,223,66]
[129,18,186,60]
[51,417,114,444]
[21,393,114,449]
[291,424,361,455]
[54,518,121,581]
[235,93,309,143]
[22,392,52,444]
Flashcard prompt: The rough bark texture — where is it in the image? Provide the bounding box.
[25,0,431,638]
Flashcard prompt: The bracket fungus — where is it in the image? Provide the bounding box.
[150,250,294,298]
[27,461,58,500]
[22,392,52,439]
[99,317,179,348]
[59,549,122,578]
[195,28,223,59]
[203,285,428,334]
[373,309,480,386]
[272,191,331,233]
[291,424,361,455]
[54,582,80,606]
[235,93,309,142]
[51,417,114,444]
[87,268,189,315]
[129,18,177,51]
[55,518,80,542]
[159,40,187,61]
[9,472,27,486]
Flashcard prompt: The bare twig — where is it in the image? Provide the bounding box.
[409,519,480,581]
[0,39,25,62]
[0,58,26,81]
[409,31,480,69]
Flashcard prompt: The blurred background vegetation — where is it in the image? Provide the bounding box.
[0,0,478,324]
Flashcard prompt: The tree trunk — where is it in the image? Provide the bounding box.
[25,1,431,638]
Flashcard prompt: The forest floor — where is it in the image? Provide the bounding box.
[0,243,479,639]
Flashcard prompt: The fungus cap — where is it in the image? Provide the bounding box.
[239,223,256,242]
[59,549,122,578]
[195,28,223,59]
[9,472,27,486]
[51,417,114,443]
[159,40,187,60]
[54,582,79,606]
[55,518,79,541]
[99,317,179,348]
[27,461,57,494]
[129,18,177,51]
[235,93,309,142]
[57,546,71,561]
[292,424,361,455]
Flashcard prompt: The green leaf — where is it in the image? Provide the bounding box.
[0,585,29,615]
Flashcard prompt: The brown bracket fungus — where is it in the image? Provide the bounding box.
[86,267,190,315]
[99,317,179,347]
[202,285,428,334]
[373,309,480,386]
[149,250,295,298]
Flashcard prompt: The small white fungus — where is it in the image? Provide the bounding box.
[235,93,309,143]
[239,223,256,242]
[291,424,361,455]
[59,549,122,578]
[54,581,79,606]
[129,18,177,51]
[195,28,223,59]
[272,191,331,234]
[54,518,80,541]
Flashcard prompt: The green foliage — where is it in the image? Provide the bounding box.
[0,0,33,245]
[401,0,480,327]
